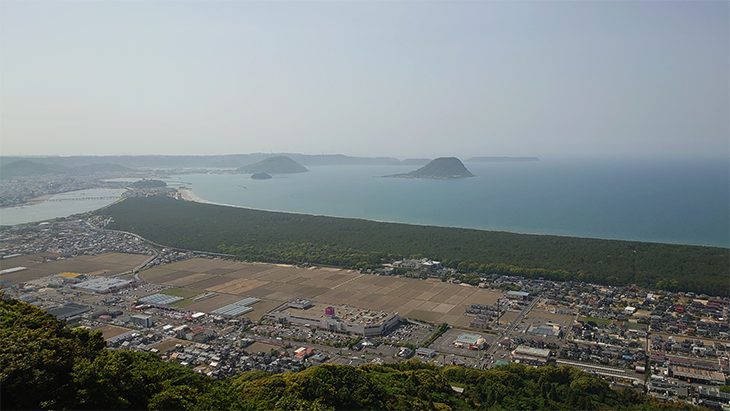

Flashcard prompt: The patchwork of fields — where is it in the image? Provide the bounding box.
[141,258,503,326]
[0,252,150,284]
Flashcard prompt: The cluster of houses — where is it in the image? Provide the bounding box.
[651,336,728,359]
[164,342,306,378]
[1,219,155,258]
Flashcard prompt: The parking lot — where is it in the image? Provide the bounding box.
[429,328,495,358]
[380,321,435,347]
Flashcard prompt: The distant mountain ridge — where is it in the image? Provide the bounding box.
[0,154,538,169]
[0,160,132,179]
[384,157,475,179]
[0,154,409,168]
[235,156,308,174]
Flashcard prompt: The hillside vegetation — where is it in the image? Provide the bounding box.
[1,299,696,410]
[98,197,728,296]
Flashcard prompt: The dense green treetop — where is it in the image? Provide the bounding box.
[98,197,729,296]
[131,179,167,189]
[1,299,697,410]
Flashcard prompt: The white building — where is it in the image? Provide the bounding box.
[266,302,400,337]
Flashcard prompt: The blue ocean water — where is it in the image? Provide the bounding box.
[170,158,729,248]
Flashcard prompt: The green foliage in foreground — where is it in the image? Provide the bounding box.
[1,299,696,411]
[98,197,729,295]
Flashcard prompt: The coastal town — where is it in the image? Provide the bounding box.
[1,218,729,410]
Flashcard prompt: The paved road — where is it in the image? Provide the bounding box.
[479,297,541,368]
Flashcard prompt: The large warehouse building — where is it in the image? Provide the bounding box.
[511,345,551,365]
[669,365,726,385]
[266,300,400,337]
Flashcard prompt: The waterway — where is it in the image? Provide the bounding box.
[0,188,127,226]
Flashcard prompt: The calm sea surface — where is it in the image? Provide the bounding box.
[167,159,729,248]
[2,160,725,248]
[0,188,126,226]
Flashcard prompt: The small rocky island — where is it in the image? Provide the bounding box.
[250,172,272,180]
[235,156,308,174]
[384,157,475,179]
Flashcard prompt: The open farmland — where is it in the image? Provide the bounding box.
[140,258,503,326]
[0,252,150,285]
[94,324,134,340]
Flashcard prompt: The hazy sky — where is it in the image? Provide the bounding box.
[1,1,728,160]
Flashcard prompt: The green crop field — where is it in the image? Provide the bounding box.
[161,288,201,299]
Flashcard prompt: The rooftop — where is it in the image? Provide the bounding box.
[454,332,483,345]
[74,277,134,292]
[139,293,184,306]
[513,346,551,358]
[211,298,260,317]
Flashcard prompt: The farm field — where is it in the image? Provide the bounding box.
[151,338,191,353]
[0,252,150,285]
[526,311,575,323]
[140,259,503,326]
[93,324,133,339]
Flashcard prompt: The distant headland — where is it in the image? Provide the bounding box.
[383,157,475,179]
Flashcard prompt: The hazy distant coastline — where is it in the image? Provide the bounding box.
[467,157,539,162]
[0,153,539,169]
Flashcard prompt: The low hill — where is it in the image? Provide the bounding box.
[0,160,69,179]
[131,179,167,189]
[385,157,475,179]
[0,160,133,179]
[235,156,308,174]
[250,172,272,180]
[71,163,134,174]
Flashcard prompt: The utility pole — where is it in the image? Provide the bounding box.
[644,330,650,393]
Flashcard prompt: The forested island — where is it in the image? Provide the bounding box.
[97,197,728,296]
[235,156,308,174]
[250,172,273,180]
[384,157,475,179]
[1,299,696,411]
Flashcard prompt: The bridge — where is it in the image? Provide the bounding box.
[45,196,119,202]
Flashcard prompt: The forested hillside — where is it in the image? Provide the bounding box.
[1,299,696,410]
[97,197,729,296]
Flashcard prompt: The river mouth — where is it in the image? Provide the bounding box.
[0,188,128,226]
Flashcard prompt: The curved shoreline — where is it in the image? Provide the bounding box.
[0,189,128,226]
[174,188,728,249]
[177,189,214,204]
